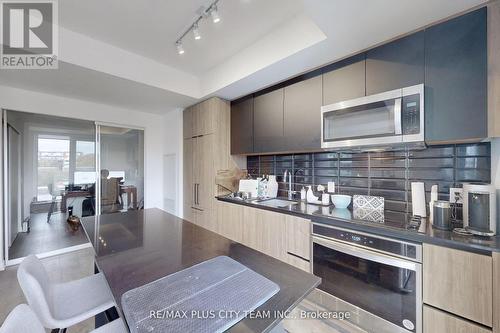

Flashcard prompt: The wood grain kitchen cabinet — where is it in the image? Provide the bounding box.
[216,201,243,243]
[423,305,492,333]
[193,134,215,211]
[230,97,254,154]
[425,8,487,143]
[183,107,195,139]
[195,98,218,136]
[183,97,233,233]
[253,88,285,153]
[285,215,311,261]
[286,253,311,273]
[283,76,322,151]
[242,206,286,261]
[423,244,493,326]
[322,54,366,106]
[195,208,217,233]
[183,205,194,223]
[366,31,425,95]
[183,138,194,209]
[183,98,218,138]
[493,252,500,333]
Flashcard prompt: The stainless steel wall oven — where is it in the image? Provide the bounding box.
[312,223,422,333]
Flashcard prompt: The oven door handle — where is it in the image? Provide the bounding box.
[394,98,402,135]
[313,236,419,271]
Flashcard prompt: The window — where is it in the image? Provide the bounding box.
[37,138,70,201]
[74,140,95,184]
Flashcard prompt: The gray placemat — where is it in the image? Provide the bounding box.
[121,256,280,333]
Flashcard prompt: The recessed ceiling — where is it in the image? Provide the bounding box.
[0,0,489,114]
[59,0,304,75]
[0,62,196,114]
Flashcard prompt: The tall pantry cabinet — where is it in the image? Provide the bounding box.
[183,97,232,232]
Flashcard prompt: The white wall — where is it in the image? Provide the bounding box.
[0,85,168,268]
[162,109,183,217]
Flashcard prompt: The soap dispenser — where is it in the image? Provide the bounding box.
[306,186,319,203]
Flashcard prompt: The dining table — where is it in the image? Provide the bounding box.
[81,208,320,333]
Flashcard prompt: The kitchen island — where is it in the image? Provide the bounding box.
[81,208,320,333]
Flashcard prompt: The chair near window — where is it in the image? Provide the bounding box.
[101,178,122,214]
[100,170,122,214]
[46,183,60,223]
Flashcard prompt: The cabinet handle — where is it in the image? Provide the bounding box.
[198,184,201,205]
[394,98,402,135]
[195,184,200,205]
[194,184,197,205]
[286,251,310,262]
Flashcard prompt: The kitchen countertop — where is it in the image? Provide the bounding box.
[81,208,320,333]
[217,196,500,254]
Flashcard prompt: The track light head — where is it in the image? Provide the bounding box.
[176,41,184,54]
[211,6,220,23]
[193,24,201,40]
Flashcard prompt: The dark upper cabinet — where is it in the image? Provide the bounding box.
[253,88,284,153]
[283,76,323,151]
[425,8,487,143]
[230,97,254,154]
[323,54,366,105]
[366,31,425,95]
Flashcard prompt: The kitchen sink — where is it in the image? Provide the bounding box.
[254,198,299,208]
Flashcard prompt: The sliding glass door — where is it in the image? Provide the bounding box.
[96,124,144,215]
[2,111,145,264]
[3,110,95,262]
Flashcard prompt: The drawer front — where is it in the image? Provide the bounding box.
[285,215,311,260]
[424,306,491,333]
[242,207,286,261]
[423,244,492,326]
[216,201,243,243]
[286,253,311,273]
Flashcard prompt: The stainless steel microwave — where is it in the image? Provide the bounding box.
[321,84,424,149]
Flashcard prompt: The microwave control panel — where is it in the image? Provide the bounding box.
[402,94,421,135]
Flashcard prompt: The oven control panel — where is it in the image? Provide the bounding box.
[313,224,421,262]
[402,93,421,135]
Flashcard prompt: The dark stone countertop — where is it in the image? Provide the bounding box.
[217,196,500,255]
[81,208,320,333]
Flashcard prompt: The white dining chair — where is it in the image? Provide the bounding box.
[0,304,127,333]
[17,255,116,331]
[0,304,45,333]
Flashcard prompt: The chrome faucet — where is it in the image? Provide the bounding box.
[283,170,296,200]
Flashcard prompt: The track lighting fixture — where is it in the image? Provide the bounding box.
[174,0,222,55]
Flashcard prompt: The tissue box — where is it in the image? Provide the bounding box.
[353,195,384,211]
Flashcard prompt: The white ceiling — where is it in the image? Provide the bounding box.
[0,0,489,114]
[0,62,197,114]
[59,0,304,75]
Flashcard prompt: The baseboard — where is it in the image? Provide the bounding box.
[5,242,92,267]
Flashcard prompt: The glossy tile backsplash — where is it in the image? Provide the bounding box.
[247,143,491,219]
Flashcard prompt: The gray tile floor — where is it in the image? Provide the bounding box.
[0,248,359,333]
[8,212,88,260]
